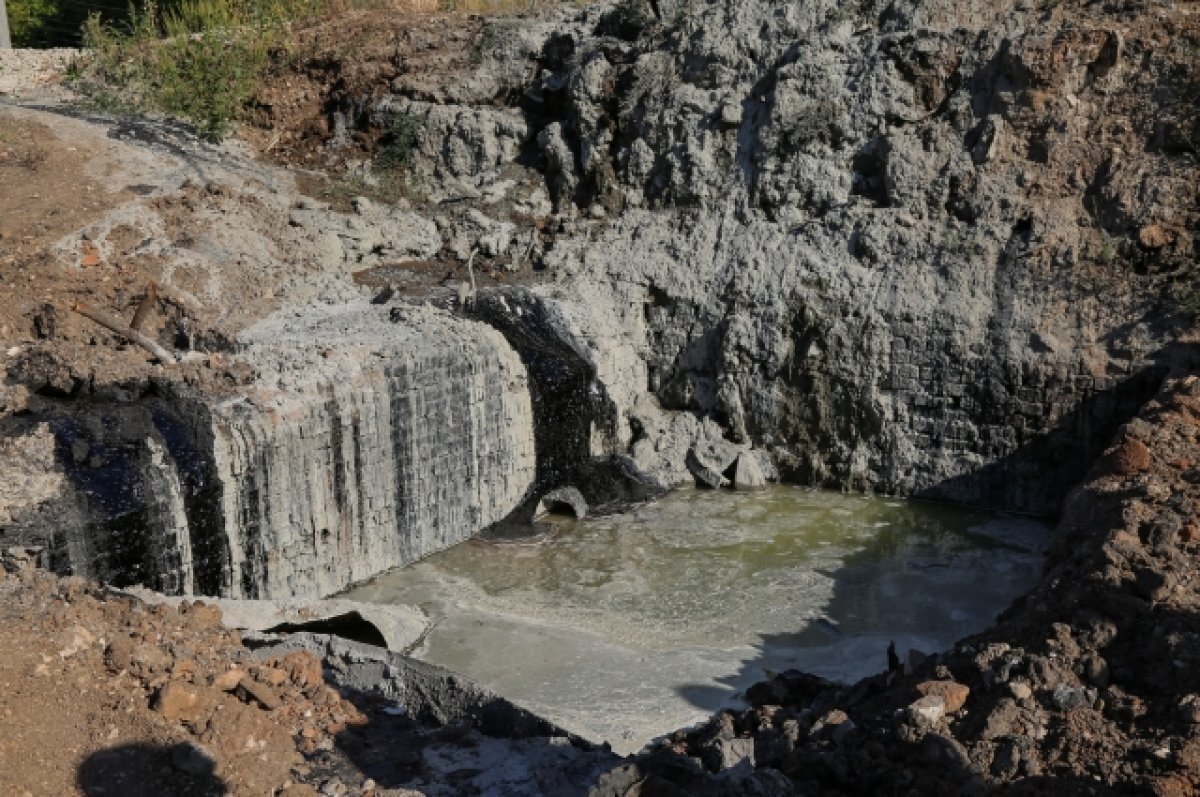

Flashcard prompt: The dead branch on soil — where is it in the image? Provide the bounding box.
[154,283,204,319]
[71,301,178,365]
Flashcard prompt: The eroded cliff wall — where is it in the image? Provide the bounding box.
[206,304,536,598]
[357,0,1197,514]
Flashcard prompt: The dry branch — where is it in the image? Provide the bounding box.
[71,301,178,365]
[154,283,204,318]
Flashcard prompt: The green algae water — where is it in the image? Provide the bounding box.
[342,487,1049,753]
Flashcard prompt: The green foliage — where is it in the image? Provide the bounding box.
[65,0,557,141]
[8,0,57,47]
[71,0,321,141]
[374,111,425,172]
[9,0,119,47]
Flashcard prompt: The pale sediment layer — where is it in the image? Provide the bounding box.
[5,303,537,600]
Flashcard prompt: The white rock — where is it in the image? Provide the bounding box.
[908,695,946,726]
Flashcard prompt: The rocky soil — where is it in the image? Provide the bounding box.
[0,555,619,797]
[0,558,362,797]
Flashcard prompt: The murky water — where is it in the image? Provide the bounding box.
[342,487,1049,753]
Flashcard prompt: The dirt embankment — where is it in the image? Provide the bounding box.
[0,560,374,797]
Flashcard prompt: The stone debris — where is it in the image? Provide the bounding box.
[914,680,970,714]
[236,678,281,711]
[907,695,946,727]
[154,682,209,723]
[685,448,730,489]
[0,562,622,796]
[121,587,431,653]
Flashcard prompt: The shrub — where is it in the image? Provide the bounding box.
[375,110,425,172]
[71,0,312,141]
[68,0,570,141]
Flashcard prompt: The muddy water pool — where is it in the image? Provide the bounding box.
[342,487,1049,754]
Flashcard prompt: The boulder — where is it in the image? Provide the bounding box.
[154,682,209,723]
[535,486,588,520]
[237,677,281,711]
[1109,437,1151,476]
[732,453,768,491]
[915,680,970,713]
[122,587,429,653]
[686,448,729,489]
[704,737,755,772]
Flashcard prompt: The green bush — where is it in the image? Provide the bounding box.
[72,0,315,140]
[8,0,57,47]
[375,111,425,172]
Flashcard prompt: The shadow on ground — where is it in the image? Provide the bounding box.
[77,742,226,797]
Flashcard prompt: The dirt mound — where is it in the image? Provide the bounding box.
[0,555,626,797]
[243,11,485,172]
[0,560,377,796]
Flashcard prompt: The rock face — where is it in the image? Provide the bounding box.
[732,454,769,492]
[5,303,537,599]
[304,0,1196,516]
[522,0,1192,515]
[204,304,536,598]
